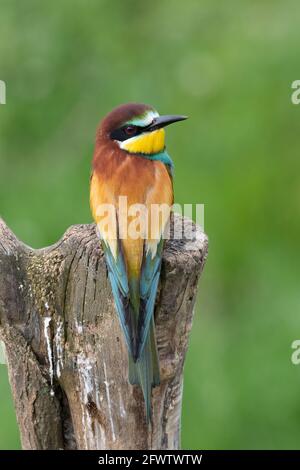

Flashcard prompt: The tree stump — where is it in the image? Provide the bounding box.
[0,214,208,450]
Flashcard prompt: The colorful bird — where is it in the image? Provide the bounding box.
[90,103,187,422]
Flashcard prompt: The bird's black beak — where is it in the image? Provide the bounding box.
[145,114,188,131]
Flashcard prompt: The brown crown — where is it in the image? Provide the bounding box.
[97,103,154,138]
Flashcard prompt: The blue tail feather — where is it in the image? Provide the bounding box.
[128,317,160,423]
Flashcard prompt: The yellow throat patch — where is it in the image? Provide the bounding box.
[121,129,165,155]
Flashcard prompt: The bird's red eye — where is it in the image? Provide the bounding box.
[124,125,136,136]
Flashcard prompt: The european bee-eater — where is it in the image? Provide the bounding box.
[90,103,187,422]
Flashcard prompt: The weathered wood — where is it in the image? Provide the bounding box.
[0,214,208,450]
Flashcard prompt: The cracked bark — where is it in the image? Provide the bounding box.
[0,214,208,450]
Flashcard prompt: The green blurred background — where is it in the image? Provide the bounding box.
[0,0,300,449]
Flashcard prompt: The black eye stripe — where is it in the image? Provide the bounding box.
[110,125,144,142]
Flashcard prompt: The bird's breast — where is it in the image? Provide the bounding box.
[90,152,173,276]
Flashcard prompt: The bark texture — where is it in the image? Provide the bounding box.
[0,214,208,450]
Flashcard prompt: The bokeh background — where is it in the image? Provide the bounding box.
[0,0,300,449]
